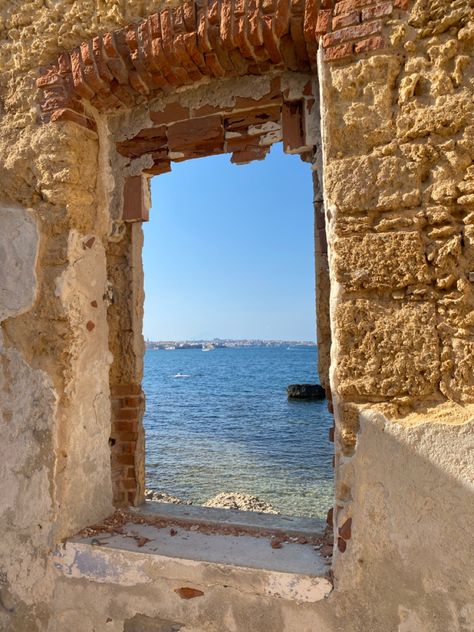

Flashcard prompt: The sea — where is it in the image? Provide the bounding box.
[143,345,334,519]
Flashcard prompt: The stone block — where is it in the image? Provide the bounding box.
[440,338,474,403]
[335,299,440,398]
[333,232,430,290]
[325,154,421,213]
[325,55,401,153]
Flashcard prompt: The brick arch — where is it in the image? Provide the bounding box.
[36,0,403,132]
[37,0,325,131]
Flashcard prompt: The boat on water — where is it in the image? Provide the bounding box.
[202,343,215,352]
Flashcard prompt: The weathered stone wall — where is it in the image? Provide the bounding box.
[0,0,473,631]
[320,0,474,628]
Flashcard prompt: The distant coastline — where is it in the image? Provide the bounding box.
[145,338,317,350]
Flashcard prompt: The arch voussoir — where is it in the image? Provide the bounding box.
[37,0,319,129]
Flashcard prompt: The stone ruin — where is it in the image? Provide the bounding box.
[0,0,473,630]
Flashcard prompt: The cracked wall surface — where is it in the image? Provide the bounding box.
[0,0,473,631]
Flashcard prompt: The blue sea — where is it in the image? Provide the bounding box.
[143,346,334,519]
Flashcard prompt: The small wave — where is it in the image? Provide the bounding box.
[173,373,191,378]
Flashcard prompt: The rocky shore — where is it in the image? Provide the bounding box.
[145,489,278,514]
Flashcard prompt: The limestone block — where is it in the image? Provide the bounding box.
[333,233,430,290]
[440,338,474,403]
[0,206,38,322]
[335,299,440,399]
[325,155,421,213]
[326,55,401,154]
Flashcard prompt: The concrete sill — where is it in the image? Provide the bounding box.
[53,504,332,604]
[133,500,326,538]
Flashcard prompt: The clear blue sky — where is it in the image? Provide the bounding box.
[143,143,316,341]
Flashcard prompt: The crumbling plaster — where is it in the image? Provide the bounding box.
[0,0,473,630]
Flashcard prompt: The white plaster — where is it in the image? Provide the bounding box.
[0,206,39,322]
[53,521,332,603]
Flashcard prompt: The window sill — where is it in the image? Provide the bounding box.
[53,503,332,604]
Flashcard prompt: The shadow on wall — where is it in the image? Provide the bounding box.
[331,411,474,632]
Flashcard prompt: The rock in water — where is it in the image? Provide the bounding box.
[145,489,192,505]
[287,384,325,400]
[203,492,279,514]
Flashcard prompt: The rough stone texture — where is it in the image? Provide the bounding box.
[287,383,326,399]
[0,0,473,630]
[319,2,474,630]
[333,232,430,290]
[203,492,279,514]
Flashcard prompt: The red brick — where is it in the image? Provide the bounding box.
[124,396,144,407]
[231,148,268,164]
[50,108,97,132]
[322,19,381,46]
[123,176,149,222]
[144,161,172,176]
[334,0,375,15]
[91,37,114,83]
[112,421,137,433]
[122,479,137,490]
[37,70,63,88]
[119,442,136,454]
[234,15,256,60]
[332,10,360,30]
[275,0,290,37]
[339,517,352,540]
[172,12,203,80]
[150,102,190,125]
[102,33,130,85]
[261,15,282,64]
[167,115,224,152]
[57,52,72,75]
[175,588,205,600]
[220,0,235,49]
[303,0,318,43]
[182,0,197,30]
[208,23,235,71]
[114,431,139,442]
[247,0,264,48]
[279,34,299,70]
[148,14,185,84]
[160,9,190,83]
[115,454,134,466]
[316,9,332,35]
[111,384,142,396]
[282,100,304,153]
[183,32,207,73]
[361,1,392,20]
[70,48,95,99]
[290,16,309,64]
[354,34,383,53]
[115,408,139,421]
[196,0,213,53]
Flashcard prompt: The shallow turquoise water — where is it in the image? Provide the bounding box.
[143,346,334,519]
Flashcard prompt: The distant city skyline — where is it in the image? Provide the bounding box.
[143,143,316,341]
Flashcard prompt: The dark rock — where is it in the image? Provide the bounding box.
[287,384,325,400]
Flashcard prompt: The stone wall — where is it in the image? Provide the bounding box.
[0,0,473,630]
